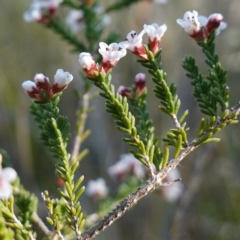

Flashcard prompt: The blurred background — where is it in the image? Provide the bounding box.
[1,0,240,239]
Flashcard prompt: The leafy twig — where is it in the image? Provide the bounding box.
[80,101,240,240]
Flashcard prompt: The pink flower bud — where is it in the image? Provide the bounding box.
[34,73,51,92]
[134,73,146,97]
[117,86,132,99]
[205,13,226,35]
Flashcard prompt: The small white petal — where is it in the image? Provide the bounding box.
[99,42,126,63]
[79,52,95,70]
[22,81,37,92]
[34,73,48,83]
[54,69,73,87]
[2,168,17,183]
[177,10,200,34]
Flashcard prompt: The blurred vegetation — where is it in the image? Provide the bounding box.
[1,0,240,239]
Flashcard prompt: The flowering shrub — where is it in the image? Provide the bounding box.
[0,1,239,240]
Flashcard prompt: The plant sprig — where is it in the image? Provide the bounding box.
[129,89,163,169]
[31,94,85,238]
[93,72,155,172]
[183,32,229,117]
[137,47,189,163]
[0,197,36,240]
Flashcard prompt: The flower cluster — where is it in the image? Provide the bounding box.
[108,153,145,181]
[22,69,73,101]
[118,73,147,99]
[0,154,17,199]
[177,10,227,41]
[79,23,167,77]
[23,0,62,23]
[85,178,108,199]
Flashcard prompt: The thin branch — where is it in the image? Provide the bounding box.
[171,113,181,130]
[12,214,36,240]
[71,93,90,161]
[32,212,52,236]
[80,102,240,240]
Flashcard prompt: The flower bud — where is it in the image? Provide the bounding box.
[22,80,42,100]
[117,86,132,99]
[34,73,50,92]
[79,52,99,78]
[134,73,146,97]
[52,69,73,94]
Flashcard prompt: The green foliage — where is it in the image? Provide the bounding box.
[14,181,38,235]
[30,93,85,236]
[0,209,14,240]
[129,89,163,169]
[138,47,189,164]
[93,72,154,167]
[30,94,70,156]
[0,197,35,240]
[183,32,229,116]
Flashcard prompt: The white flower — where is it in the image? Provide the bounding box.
[23,0,63,22]
[144,23,167,42]
[53,69,73,87]
[108,153,145,180]
[177,11,227,38]
[85,178,108,199]
[65,10,84,33]
[198,13,227,35]
[99,42,127,65]
[162,168,183,203]
[0,155,17,199]
[119,29,146,51]
[176,10,201,35]
[119,29,148,59]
